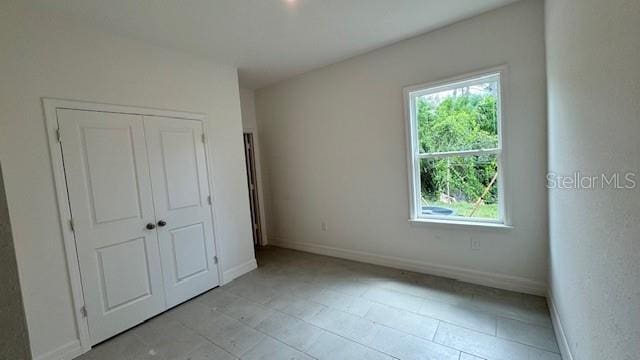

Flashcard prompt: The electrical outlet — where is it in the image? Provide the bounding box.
[321,221,328,232]
[471,238,480,250]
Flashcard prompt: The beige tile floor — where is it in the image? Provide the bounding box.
[78,246,560,360]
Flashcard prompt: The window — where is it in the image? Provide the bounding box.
[404,68,507,225]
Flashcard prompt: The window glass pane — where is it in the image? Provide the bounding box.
[419,155,499,220]
[416,78,499,153]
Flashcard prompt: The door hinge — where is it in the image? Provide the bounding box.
[69,219,75,232]
[56,129,62,143]
[207,195,212,205]
[80,305,87,318]
[213,256,218,264]
[201,134,206,143]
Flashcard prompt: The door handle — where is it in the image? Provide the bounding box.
[146,223,156,230]
[157,220,167,227]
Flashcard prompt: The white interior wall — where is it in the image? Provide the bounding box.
[239,88,269,245]
[240,88,258,130]
[545,0,640,359]
[0,3,255,359]
[255,0,548,292]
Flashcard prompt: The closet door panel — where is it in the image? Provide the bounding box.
[144,116,219,308]
[57,109,165,345]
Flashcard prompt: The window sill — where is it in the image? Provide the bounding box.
[409,218,513,231]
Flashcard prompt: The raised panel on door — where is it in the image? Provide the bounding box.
[57,109,166,345]
[144,116,219,308]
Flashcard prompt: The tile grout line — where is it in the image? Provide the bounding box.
[321,272,550,330]
[221,250,557,358]
[168,309,255,360]
[236,285,553,357]
[213,289,402,359]
[253,308,400,359]
[241,324,321,360]
[197,305,306,359]
[493,316,561,354]
[258,251,557,356]
[221,287,465,359]
[432,320,442,342]
[194,291,396,360]
[287,272,549,338]
[293,287,501,339]
[495,314,555,330]
[115,317,236,360]
[225,280,474,356]
[193,338,240,360]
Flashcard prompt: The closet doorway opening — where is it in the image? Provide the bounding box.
[243,133,262,247]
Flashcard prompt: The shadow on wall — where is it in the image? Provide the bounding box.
[0,163,31,359]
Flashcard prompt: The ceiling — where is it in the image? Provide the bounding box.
[23,0,517,89]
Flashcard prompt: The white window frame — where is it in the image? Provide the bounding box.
[403,66,511,228]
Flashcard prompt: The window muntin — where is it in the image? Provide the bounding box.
[406,71,505,224]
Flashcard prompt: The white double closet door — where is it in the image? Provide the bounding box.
[58,109,219,345]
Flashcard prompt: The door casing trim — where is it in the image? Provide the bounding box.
[43,98,223,354]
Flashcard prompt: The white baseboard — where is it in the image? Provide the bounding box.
[222,258,258,285]
[34,339,85,360]
[34,260,258,360]
[548,291,573,360]
[270,238,546,296]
